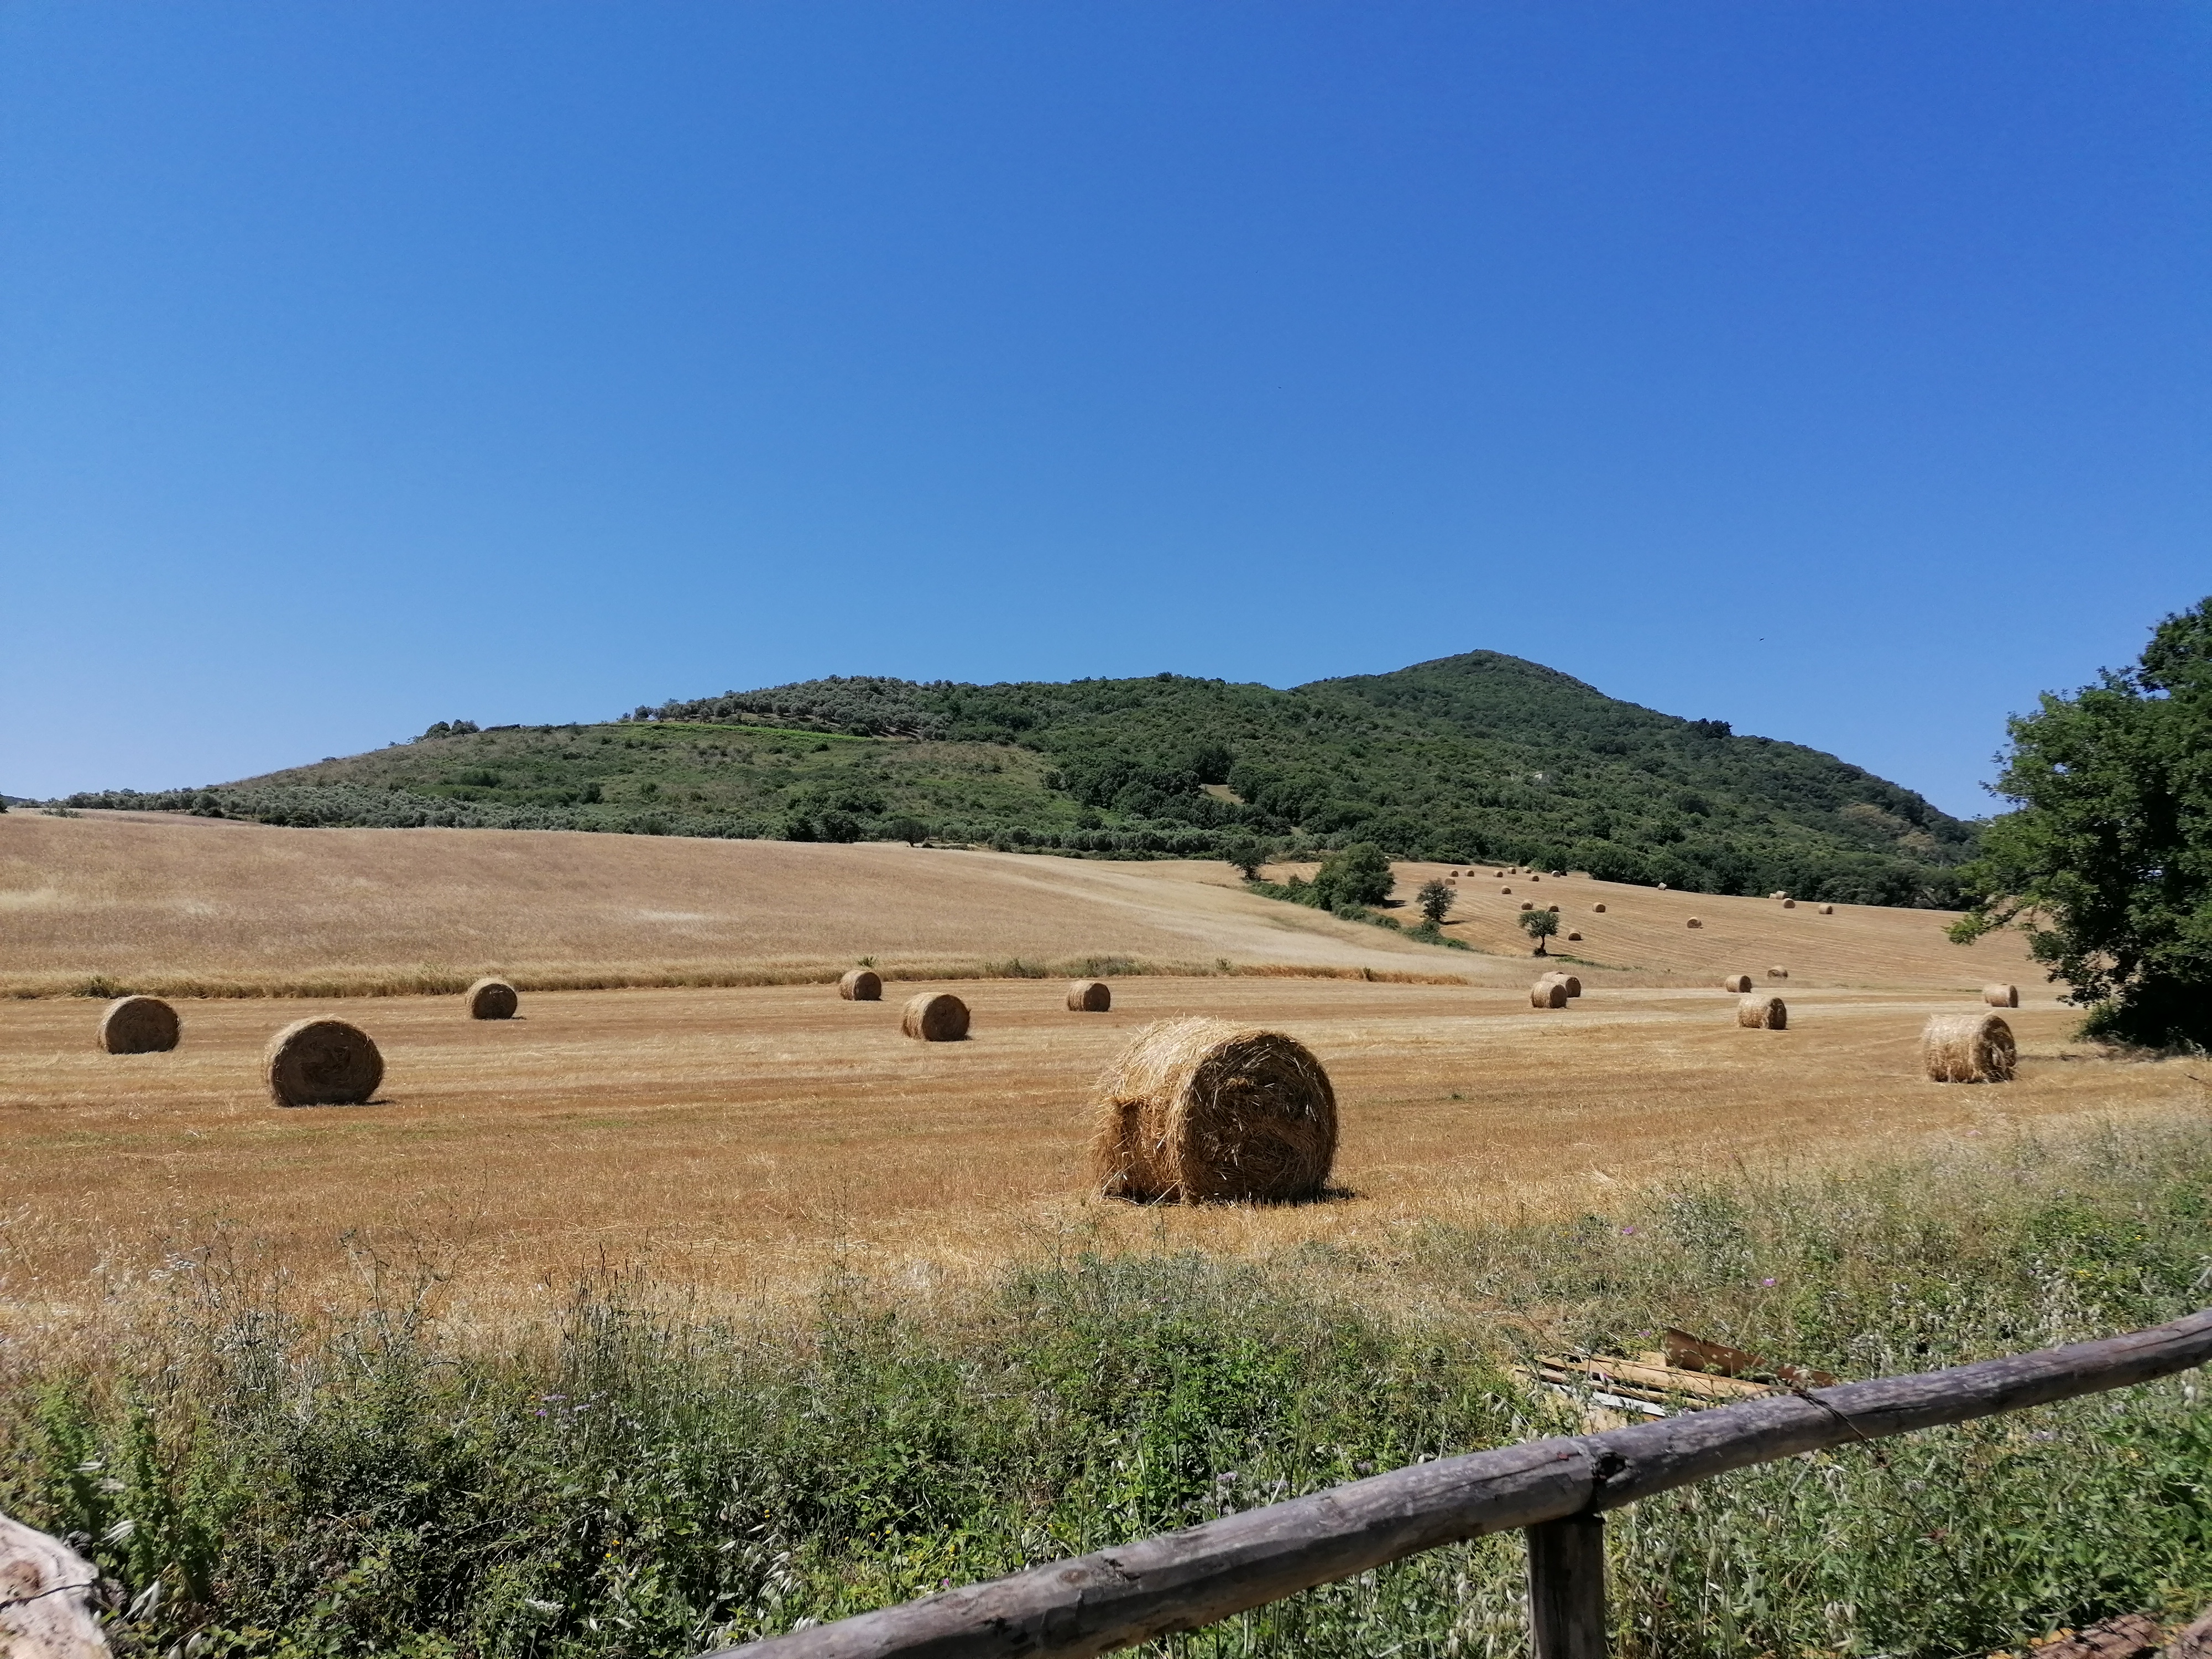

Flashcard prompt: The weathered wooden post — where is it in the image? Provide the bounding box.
[1527,1512,1606,1659]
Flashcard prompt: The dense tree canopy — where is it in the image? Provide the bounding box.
[1951,597,2212,1048]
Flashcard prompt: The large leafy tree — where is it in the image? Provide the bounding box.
[1950,597,2212,1047]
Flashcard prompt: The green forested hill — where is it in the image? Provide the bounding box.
[69,651,1976,905]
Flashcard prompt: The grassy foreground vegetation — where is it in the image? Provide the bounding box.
[6,1119,2211,1658]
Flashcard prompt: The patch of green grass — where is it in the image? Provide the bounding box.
[7,1123,2212,1656]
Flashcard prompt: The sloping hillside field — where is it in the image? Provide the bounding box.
[6,809,2194,1329]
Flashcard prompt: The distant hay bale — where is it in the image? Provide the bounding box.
[264,1018,383,1107]
[1770,890,1789,900]
[1531,978,1568,1009]
[1592,903,1606,913]
[1983,983,2019,1008]
[1923,1012,2016,1083]
[1566,930,1583,941]
[1738,994,1787,1030]
[1686,917,1702,928]
[1067,979,1112,1012]
[1091,1018,1336,1203]
[97,995,179,1055]
[1520,901,1535,911]
[1530,874,1542,883]
[1767,966,1789,979]
[839,968,883,1001]
[1721,973,1752,993]
[901,991,969,1042]
[465,977,518,1019]
[1500,886,1512,895]
[1781,898,1797,909]
[1818,904,1835,915]
[1547,904,1559,912]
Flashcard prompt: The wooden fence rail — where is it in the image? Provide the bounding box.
[707,1307,2212,1659]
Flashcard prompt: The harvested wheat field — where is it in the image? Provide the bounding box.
[2,973,2191,1337]
[0,813,1477,996]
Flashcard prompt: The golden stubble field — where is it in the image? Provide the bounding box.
[3,973,2196,1338]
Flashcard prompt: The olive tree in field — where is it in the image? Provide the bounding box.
[1416,878,1454,927]
[1950,595,2212,1048]
[1519,908,1560,956]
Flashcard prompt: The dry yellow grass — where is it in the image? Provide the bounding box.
[1,815,1474,997]
[2,975,2190,1336]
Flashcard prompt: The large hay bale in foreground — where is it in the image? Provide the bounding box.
[1983,983,2019,1008]
[1720,973,1752,993]
[1546,972,1582,998]
[1738,994,1787,1030]
[97,995,179,1054]
[264,1018,383,1107]
[1091,1018,1336,1203]
[1067,979,1112,1012]
[1923,1012,2016,1082]
[839,968,883,1001]
[1531,979,1568,1009]
[901,991,969,1042]
[465,977,518,1020]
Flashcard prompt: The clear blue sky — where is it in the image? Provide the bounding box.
[4,2,2206,816]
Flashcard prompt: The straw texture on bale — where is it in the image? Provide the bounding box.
[1721,974,1753,993]
[901,991,969,1042]
[1067,978,1112,1013]
[1686,917,1702,928]
[97,994,179,1055]
[1091,1018,1336,1203]
[465,977,518,1020]
[1923,1012,2017,1083]
[838,968,883,1001]
[1531,979,1569,1009]
[1738,994,1787,1030]
[1983,983,2020,1009]
[1767,966,1790,979]
[264,1018,383,1107]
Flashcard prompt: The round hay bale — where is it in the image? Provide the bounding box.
[1530,874,1542,883]
[1781,898,1797,909]
[1738,994,1787,1030]
[1520,900,1534,911]
[465,977,518,1019]
[1592,902,1606,913]
[1547,904,1559,912]
[839,968,883,1001]
[1983,983,2019,1009]
[1091,1018,1335,1203]
[1721,973,1752,993]
[1685,916,1702,928]
[901,991,969,1042]
[1531,978,1568,1009]
[1500,886,1512,895]
[98,995,179,1054]
[264,1018,383,1107]
[1923,1012,2016,1083]
[1818,903,1835,915]
[1566,930,1583,941]
[1770,890,1789,901]
[1766,966,1789,979]
[1067,979,1112,1013]
[1549,973,1582,998]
